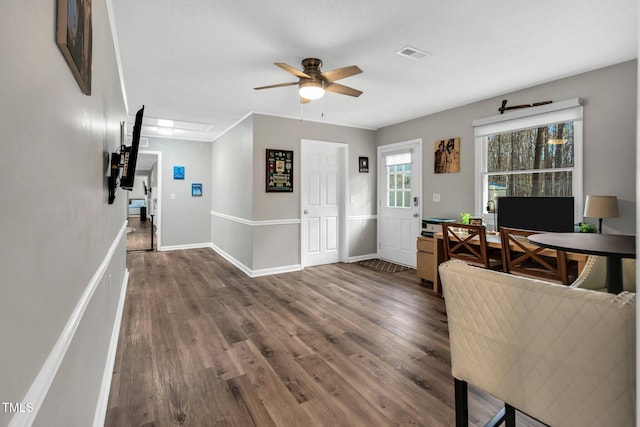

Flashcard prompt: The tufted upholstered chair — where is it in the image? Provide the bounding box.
[571,255,636,293]
[439,259,636,427]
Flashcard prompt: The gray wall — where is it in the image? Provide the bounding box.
[377,60,637,235]
[0,0,127,425]
[211,115,255,267]
[145,137,212,248]
[251,114,377,270]
[210,114,377,273]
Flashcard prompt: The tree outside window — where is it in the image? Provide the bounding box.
[486,122,574,202]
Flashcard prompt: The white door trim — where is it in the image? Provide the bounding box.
[300,139,349,267]
[138,150,162,249]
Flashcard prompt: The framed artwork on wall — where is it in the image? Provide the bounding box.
[192,183,202,196]
[266,149,293,192]
[56,0,92,95]
[434,138,460,174]
[173,166,185,179]
[359,156,369,173]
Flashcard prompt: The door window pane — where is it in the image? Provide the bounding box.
[386,163,412,208]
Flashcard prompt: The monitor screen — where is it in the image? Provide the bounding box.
[497,196,574,233]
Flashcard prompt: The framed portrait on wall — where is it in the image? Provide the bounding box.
[266,149,293,192]
[434,138,460,174]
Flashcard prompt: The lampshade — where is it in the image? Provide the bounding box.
[299,81,325,100]
[583,195,619,219]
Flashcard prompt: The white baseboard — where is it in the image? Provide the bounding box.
[347,253,378,263]
[159,242,213,252]
[9,221,128,427]
[93,268,129,427]
[209,243,254,277]
[251,264,303,277]
[209,243,301,278]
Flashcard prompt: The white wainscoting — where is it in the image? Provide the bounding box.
[211,211,378,276]
[9,222,128,427]
[210,212,302,277]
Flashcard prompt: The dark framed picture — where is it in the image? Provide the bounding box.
[434,137,460,174]
[266,149,293,192]
[192,183,202,197]
[359,156,369,173]
[173,166,185,179]
[469,217,483,226]
[56,0,92,95]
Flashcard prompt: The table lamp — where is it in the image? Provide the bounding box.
[583,195,619,233]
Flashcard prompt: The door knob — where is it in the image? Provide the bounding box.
[413,213,419,218]
[303,209,309,214]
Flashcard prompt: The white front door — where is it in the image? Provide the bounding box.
[301,141,345,267]
[378,140,422,267]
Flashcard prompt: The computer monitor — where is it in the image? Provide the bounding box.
[497,196,574,232]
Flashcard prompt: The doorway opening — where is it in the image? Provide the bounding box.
[126,151,162,252]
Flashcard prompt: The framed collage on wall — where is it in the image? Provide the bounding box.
[266,149,293,192]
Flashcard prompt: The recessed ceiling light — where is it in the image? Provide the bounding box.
[396,46,430,60]
[157,119,174,127]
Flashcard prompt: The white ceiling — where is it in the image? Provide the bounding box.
[112,0,638,141]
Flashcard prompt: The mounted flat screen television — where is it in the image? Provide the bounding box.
[497,196,574,232]
[120,105,145,190]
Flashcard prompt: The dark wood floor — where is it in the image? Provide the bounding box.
[105,248,544,426]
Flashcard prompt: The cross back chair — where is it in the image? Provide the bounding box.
[499,227,573,285]
[442,223,502,270]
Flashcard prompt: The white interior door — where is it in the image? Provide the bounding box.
[302,141,344,267]
[378,140,422,267]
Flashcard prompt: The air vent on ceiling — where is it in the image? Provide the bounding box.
[396,46,429,60]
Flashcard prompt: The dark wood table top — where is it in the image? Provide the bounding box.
[527,233,636,258]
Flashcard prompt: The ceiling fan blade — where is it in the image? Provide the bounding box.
[320,65,362,82]
[254,82,299,90]
[325,82,363,97]
[275,63,311,79]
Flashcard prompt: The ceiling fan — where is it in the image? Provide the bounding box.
[254,58,363,102]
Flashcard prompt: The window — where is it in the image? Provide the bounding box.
[385,151,412,208]
[474,98,583,225]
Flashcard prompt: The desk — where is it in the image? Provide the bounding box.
[418,232,588,293]
[528,233,636,294]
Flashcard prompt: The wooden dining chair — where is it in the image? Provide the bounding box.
[442,223,502,269]
[499,227,574,285]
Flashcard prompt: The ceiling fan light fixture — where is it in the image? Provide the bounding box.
[299,81,325,100]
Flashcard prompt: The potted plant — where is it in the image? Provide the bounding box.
[578,222,597,233]
[459,212,471,225]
